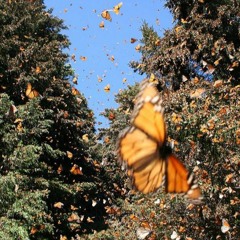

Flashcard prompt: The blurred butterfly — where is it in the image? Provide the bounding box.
[54,202,64,209]
[72,76,78,84]
[70,164,83,175]
[30,225,45,235]
[104,84,110,93]
[80,56,87,61]
[130,38,137,43]
[68,213,82,222]
[0,85,6,93]
[101,10,112,21]
[117,79,202,201]
[99,21,105,28]
[35,66,41,74]
[149,73,158,84]
[82,133,89,143]
[113,2,123,14]
[190,88,206,99]
[26,83,39,99]
[72,87,80,96]
[135,44,141,51]
[155,39,160,46]
[6,104,17,118]
[108,112,115,120]
[221,219,230,233]
[97,75,103,82]
[66,151,73,159]
[136,227,151,240]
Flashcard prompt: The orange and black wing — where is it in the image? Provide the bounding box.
[72,87,80,96]
[166,154,202,200]
[118,127,165,194]
[132,80,166,144]
[118,82,167,193]
[101,10,112,21]
[26,83,39,99]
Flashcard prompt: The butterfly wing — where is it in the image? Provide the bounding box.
[132,82,166,144]
[118,127,165,194]
[166,154,201,200]
[72,87,80,96]
[167,154,190,193]
[26,83,32,98]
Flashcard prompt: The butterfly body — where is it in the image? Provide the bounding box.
[118,79,202,201]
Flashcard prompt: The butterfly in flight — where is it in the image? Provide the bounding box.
[101,10,112,21]
[117,79,202,201]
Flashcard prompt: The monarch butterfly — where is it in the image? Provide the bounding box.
[118,79,202,201]
[104,84,110,93]
[70,164,83,175]
[101,10,112,21]
[113,2,123,14]
[80,56,87,61]
[26,83,39,99]
[72,87,80,96]
[99,21,105,28]
[130,38,137,43]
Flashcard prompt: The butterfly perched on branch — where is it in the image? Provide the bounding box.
[26,83,39,99]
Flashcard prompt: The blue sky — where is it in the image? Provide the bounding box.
[44,0,173,128]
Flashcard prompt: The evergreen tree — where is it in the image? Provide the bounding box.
[131,0,239,89]
[0,1,112,239]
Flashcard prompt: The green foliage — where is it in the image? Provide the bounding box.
[0,217,30,240]
[0,172,17,213]
[8,144,42,172]
[0,171,53,239]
